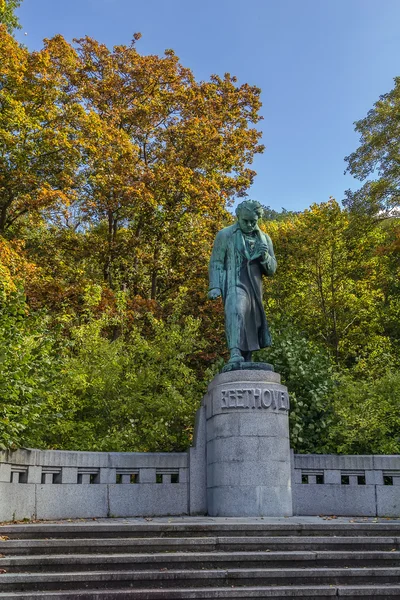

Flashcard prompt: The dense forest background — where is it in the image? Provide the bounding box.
[1,4,399,454]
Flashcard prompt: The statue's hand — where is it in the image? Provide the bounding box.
[208,288,221,300]
[252,242,269,260]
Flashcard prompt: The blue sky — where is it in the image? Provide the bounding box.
[15,0,400,212]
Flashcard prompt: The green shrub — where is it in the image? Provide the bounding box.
[328,372,400,454]
[0,288,59,448]
[256,323,334,453]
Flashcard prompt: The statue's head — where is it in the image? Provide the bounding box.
[235,200,263,234]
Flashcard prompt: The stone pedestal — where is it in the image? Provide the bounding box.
[205,369,292,517]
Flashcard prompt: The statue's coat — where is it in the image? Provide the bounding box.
[209,223,277,352]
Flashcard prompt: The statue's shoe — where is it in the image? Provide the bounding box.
[228,353,244,363]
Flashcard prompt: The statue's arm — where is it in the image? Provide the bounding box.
[259,234,277,276]
[208,230,227,298]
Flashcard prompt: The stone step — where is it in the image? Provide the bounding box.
[1,567,400,591]
[1,535,399,555]
[1,550,400,572]
[2,522,400,598]
[2,522,400,540]
[1,585,400,599]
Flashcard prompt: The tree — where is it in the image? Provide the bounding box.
[43,34,264,298]
[0,27,83,234]
[25,306,205,453]
[256,323,334,453]
[262,205,299,222]
[344,76,400,218]
[0,0,21,35]
[328,371,400,455]
[263,199,395,369]
[376,218,400,354]
[0,235,36,298]
[0,287,60,449]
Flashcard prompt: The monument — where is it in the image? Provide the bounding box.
[208,200,276,368]
[202,200,292,516]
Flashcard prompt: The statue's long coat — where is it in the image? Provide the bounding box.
[209,222,277,352]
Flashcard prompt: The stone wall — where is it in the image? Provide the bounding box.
[292,453,400,517]
[0,448,398,520]
[0,449,190,521]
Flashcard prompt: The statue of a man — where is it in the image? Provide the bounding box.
[208,200,277,366]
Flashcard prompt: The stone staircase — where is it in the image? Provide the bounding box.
[0,519,400,599]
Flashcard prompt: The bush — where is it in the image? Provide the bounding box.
[327,371,400,454]
[33,311,204,452]
[256,323,334,453]
[0,288,60,448]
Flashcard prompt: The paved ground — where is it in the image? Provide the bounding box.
[2,515,399,527]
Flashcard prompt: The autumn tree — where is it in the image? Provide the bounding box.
[42,35,264,298]
[0,236,35,298]
[0,27,83,234]
[344,76,400,218]
[0,0,21,34]
[6,29,400,455]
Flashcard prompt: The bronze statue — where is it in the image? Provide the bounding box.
[208,200,276,368]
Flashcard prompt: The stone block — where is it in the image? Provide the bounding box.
[107,452,187,470]
[188,446,206,515]
[206,436,260,465]
[188,405,207,515]
[239,411,290,438]
[257,436,291,460]
[207,435,289,466]
[0,482,36,521]
[27,466,42,484]
[36,484,108,519]
[206,412,241,441]
[208,382,290,418]
[259,483,293,516]
[208,369,281,390]
[207,484,292,517]
[99,468,116,484]
[108,483,188,517]
[206,409,290,443]
[293,469,303,484]
[61,467,78,484]
[0,463,11,482]
[294,454,374,471]
[138,468,156,483]
[34,450,108,468]
[323,469,341,484]
[293,483,376,516]
[191,404,206,449]
[208,459,291,488]
[373,455,400,470]
[376,485,400,517]
[178,468,188,484]
[6,448,38,465]
[11,472,21,483]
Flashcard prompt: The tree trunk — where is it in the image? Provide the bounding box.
[150,244,160,301]
[103,210,117,288]
[0,202,8,234]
